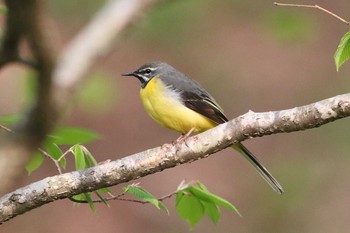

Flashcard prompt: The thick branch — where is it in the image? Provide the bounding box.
[1,93,349,223]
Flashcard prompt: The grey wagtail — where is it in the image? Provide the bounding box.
[123,61,284,194]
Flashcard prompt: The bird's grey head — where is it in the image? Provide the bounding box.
[122,61,173,88]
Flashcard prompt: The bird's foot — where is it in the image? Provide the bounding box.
[173,127,195,147]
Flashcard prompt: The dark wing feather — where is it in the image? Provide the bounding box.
[182,91,228,125]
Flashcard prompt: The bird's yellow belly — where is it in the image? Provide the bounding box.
[140,77,217,134]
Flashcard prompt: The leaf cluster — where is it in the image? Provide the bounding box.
[124,181,240,228]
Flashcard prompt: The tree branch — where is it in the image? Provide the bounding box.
[1,93,349,223]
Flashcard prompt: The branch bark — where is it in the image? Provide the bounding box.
[1,93,349,223]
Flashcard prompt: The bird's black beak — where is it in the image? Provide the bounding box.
[121,71,135,77]
[122,70,145,87]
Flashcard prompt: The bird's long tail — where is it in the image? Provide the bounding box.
[231,143,284,195]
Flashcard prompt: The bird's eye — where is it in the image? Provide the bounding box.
[144,69,152,74]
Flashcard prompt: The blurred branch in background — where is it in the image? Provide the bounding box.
[1,93,350,223]
[0,0,158,195]
[0,0,56,196]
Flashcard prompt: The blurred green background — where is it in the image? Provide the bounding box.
[2,0,350,232]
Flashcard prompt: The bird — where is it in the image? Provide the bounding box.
[122,61,284,194]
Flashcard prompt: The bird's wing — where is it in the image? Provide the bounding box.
[182,91,228,124]
[161,70,228,124]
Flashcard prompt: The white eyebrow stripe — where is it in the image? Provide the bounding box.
[140,67,157,72]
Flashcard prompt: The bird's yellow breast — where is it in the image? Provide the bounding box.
[140,76,217,134]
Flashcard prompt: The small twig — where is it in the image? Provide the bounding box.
[114,190,177,204]
[69,191,122,204]
[0,124,13,133]
[274,2,350,25]
[37,148,62,174]
[158,192,177,201]
[56,148,73,163]
[69,189,177,205]
[69,190,126,204]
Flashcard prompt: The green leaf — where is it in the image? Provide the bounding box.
[80,146,98,166]
[95,191,110,208]
[84,192,96,212]
[98,187,112,193]
[72,193,85,202]
[188,184,240,215]
[45,142,66,169]
[175,181,240,227]
[45,143,62,160]
[73,144,99,171]
[74,145,86,170]
[204,202,221,224]
[26,152,44,174]
[335,31,350,71]
[72,192,96,211]
[124,185,169,214]
[48,127,99,145]
[0,114,21,126]
[84,152,91,168]
[176,192,205,228]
